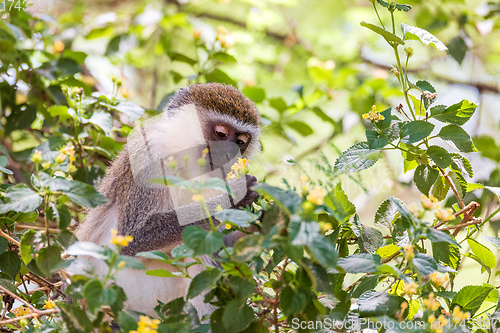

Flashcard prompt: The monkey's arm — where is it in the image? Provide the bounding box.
[120,175,258,256]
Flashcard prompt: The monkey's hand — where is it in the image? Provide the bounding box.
[233,175,259,208]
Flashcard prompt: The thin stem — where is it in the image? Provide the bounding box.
[373,2,386,30]
[393,46,415,120]
[391,10,396,35]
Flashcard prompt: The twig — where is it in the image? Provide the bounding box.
[434,202,479,229]
[15,224,60,233]
[439,218,482,232]
[0,229,20,247]
[0,286,37,313]
[0,309,58,325]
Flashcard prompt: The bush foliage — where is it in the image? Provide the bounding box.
[1,0,500,332]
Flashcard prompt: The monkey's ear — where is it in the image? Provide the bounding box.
[157,87,191,113]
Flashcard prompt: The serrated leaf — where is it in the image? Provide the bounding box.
[20,229,36,264]
[48,178,107,207]
[430,174,450,201]
[452,285,494,316]
[114,101,145,122]
[427,145,452,169]
[401,24,447,51]
[450,153,473,178]
[438,124,476,152]
[337,254,381,274]
[467,239,496,268]
[254,183,301,214]
[222,300,253,332]
[324,183,356,223]
[413,253,438,276]
[182,226,223,256]
[187,268,221,299]
[448,36,467,65]
[36,245,62,277]
[215,209,257,228]
[334,142,383,174]
[400,121,434,144]
[361,22,404,45]
[414,164,439,196]
[0,251,21,279]
[279,286,307,316]
[0,184,42,214]
[416,80,435,93]
[374,197,404,229]
[358,291,407,317]
[430,100,477,125]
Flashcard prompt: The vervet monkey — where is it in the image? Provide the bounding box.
[75,83,260,317]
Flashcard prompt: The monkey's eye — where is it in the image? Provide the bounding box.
[215,125,228,138]
[236,134,250,146]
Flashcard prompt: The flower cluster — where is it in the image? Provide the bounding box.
[43,300,56,309]
[403,244,414,263]
[423,292,441,311]
[110,229,133,247]
[12,306,32,317]
[430,271,450,287]
[435,208,454,222]
[130,315,160,333]
[451,306,470,324]
[217,26,236,48]
[421,194,439,210]
[428,313,448,333]
[362,105,385,122]
[403,281,418,296]
[226,158,250,179]
[306,186,326,205]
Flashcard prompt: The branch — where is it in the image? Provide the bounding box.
[0,309,58,326]
[0,229,20,247]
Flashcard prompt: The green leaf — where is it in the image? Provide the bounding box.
[334,142,383,174]
[57,302,93,332]
[228,276,255,301]
[400,121,434,144]
[232,234,263,262]
[414,165,439,196]
[0,184,42,214]
[376,0,411,11]
[49,178,107,207]
[242,86,265,104]
[430,100,477,125]
[269,98,288,112]
[57,229,78,249]
[308,235,338,268]
[438,124,476,152]
[145,269,183,277]
[117,255,146,270]
[82,111,112,135]
[483,236,500,250]
[254,183,301,214]
[467,239,496,268]
[358,291,406,317]
[448,36,467,65]
[169,52,197,65]
[337,254,381,274]
[374,197,403,229]
[20,229,36,264]
[222,300,253,332]
[366,129,389,149]
[67,242,108,260]
[426,228,459,247]
[348,275,380,299]
[427,145,452,169]
[82,280,103,313]
[452,285,494,316]
[450,153,473,178]
[182,226,223,256]
[36,245,62,277]
[114,101,145,122]
[211,51,237,63]
[412,253,437,276]
[286,120,314,136]
[187,268,221,299]
[280,286,307,316]
[430,174,450,201]
[416,80,435,93]
[432,242,460,271]
[215,209,257,228]
[360,21,404,45]
[171,244,194,259]
[324,183,356,223]
[401,24,447,51]
[57,204,72,229]
[0,251,21,279]
[449,170,466,200]
[0,237,7,255]
[205,69,236,86]
[0,156,12,175]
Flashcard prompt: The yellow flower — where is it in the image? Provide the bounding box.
[31,150,42,163]
[166,156,176,169]
[319,222,332,232]
[192,194,202,202]
[403,245,414,262]
[12,306,32,317]
[430,271,450,287]
[55,153,67,164]
[435,208,454,222]
[451,305,470,324]
[403,282,418,296]
[423,292,441,311]
[202,148,209,159]
[225,223,231,230]
[300,175,308,184]
[306,186,326,205]
[110,229,133,247]
[421,194,439,210]
[226,158,250,180]
[43,300,56,309]
[62,145,76,163]
[130,315,161,333]
[216,26,236,48]
[362,105,385,122]
[215,204,223,212]
[53,40,65,53]
[41,161,52,169]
